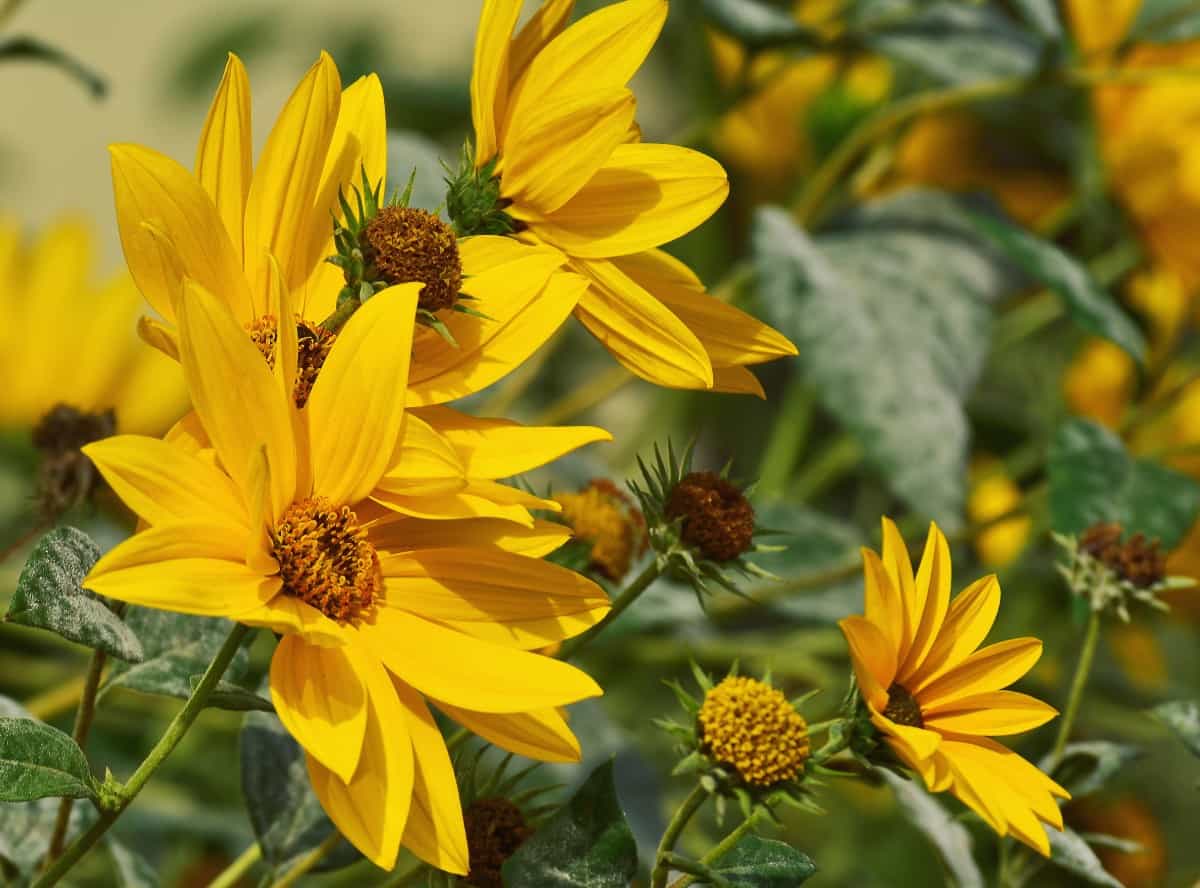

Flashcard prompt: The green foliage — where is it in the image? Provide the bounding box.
[1042,741,1142,798]
[240,712,359,874]
[1048,419,1200,546]
[704,834,818,886]
[107,837,159,888]
[967,210,1146,362]
[699,0,813,50]
[0,716,96,803]
[879,771,984,888]
[5,527,144,662]
[1131,0,1200,42]
[1009,0,1062,37]
[1045,827,1124,888]
[755,191,1017,529]
[0,36,106,98]
[502,760,638,888]
[1152,699,1200,758]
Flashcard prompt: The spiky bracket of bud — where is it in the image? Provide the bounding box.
[445,142,518,238]
[629,441,782,603]
[1052,527,1192,622]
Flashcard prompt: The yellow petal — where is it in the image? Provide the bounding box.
[176,279,297,521]
[434,702,581,763]
[711,365,765,398]
[82,435,247,530]
[610,249,797,365]
[111,344,191,437]
[270,635,369,783]
[137,315,181,362]
[932,740,1009,837]
[110,144,252,322]
[239,595,350,647]
[368,517,571,558]
[911,575,999,691]
[861,547,903,655]
[838,615,895,711]
[307,284,420,504]
[379,548,610,649]
[518,144,727,258]
[413,405,611,478]
[393,680,470,875]
[362,609,602,712]
[508,0,576,82]
[874,714,941,763]
[506,0,665,131]
[195,54,252,264]
[917,638,1044,709]
[86,522,275,617]
[471,0,521,165]
[898,523,952,682]
[372,488,536,526]
[504,88,636,214]
[923,691,1058,736]
[375,413,466,498]
[244,52,340,291]
[306,654,412,870]
[573,258,713,389]
[466,480,560,513]
[880,516,918,663]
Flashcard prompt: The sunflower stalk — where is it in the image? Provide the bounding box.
[268,831,342,888]
[1047,609,1102,771]
[650,784,710,888]
[557,559,663,660]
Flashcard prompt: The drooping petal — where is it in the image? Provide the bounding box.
[270,635,369,783]
[573,258,712,389]
[413,405,611,478]
[507,0,576,83]
[378,548,610,649]
[367,517,571,558]
[361,609,602,712]
[435,701,581,763]
[86,522,276,617]
[306,654,413,870]
[838,615,896,711]
[195,53,252,263]
[375,413,466,498]
[82,435,247,530]
[471,0,522,166]
[244,52,341,291]
[923,691,1058,736]
[307,283,420,505]
[517,143,728,258]
[393,680,470,875]
[176,280,297,521]
[610,249,796,366]
[898,523,952,682]
[110,144,252,322]
[873,713,942,763]
[912,575,1000,689]
[917,638,1044,709]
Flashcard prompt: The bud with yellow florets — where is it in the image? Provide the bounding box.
[553,479,648,583]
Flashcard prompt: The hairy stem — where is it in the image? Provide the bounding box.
[650,784,709,888]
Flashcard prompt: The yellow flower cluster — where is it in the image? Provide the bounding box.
[697,676,810,787]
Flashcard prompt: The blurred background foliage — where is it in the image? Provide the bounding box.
[3,0,1200,885]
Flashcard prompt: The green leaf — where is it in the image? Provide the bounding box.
[107,837,158,888]
[880,772,984,888]
[502,760,638,888]
[5,527,144,663]
[1046,827,1123,888]
[189,677,273,713]
[966,210,1145,362]
[0,717,96,803]
[755,192,1016,528]
[708,834,817,886]
[699,0,812,49]
[1041,741,1141,798]
[1151,699,1200,757]
[1131,0,1200,42]
[0,36,106,98]
[103,609,251,708]
[1010,0,1062,36]
[1048,419,1200,546]
[240,712,360,873]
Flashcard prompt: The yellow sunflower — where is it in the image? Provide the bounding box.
[82,282,611,872]
[111,51,584,407]
[839,518,1068,855]
[0,216,186,436]
[465,0,797,395]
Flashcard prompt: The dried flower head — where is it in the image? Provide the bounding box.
[1056,523,1189,621]
[554,479,647,581]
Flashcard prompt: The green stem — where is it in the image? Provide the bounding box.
[31,624,251,888]
[755,380,814,498]
[790,435,861,502]
[269,832,341,888]
[558,560,663,660]
[667,810,764,888]
[650,785,709,888]
[43,645,109,864]
[206,842,262,888]
[1048,610,1102,771]
[319,297,360,335]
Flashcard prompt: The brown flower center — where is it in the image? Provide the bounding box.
[883,683,924,729]
[244,316,335,409]
[270,496,381,623]
[697,676,810,787]
[664,471,755,562]
[31,404,117,519]
[361,206,462,312]
[1080,521,1166,588]
[464,797,533,888]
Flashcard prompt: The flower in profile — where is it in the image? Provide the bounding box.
[81,284,611,871]
[455,0,796,395]
[0,217,187,517]
[839,518,1068,855]
[553,479,646,581]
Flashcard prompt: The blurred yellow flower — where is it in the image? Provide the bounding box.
[967,457,1031,568]
[82,282,610,871]
[467,0,796,394]
[839,518,1068,855]
[0,217,186,437]
[1063,337,1136,429]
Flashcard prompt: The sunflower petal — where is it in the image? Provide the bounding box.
[270,635,369,783]
[362,609,602,712]
[912,575,1000,692]
[838,615,895,710]
[307,284,421,504]
[508,0,576,82]
[711,365,765,397]
[375,413,466,498]
[435,702,581,763]
[899,523,952,682]
[471,0,521,165]
[880,516,918,663]
[923,691,1058,735]
[917,638,1044,709]
[195,53,252,263]
[367,517,571,558]
[862,547,903,656]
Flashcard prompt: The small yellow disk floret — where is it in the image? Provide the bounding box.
[697,676,809,787]
[555,479,646,581]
